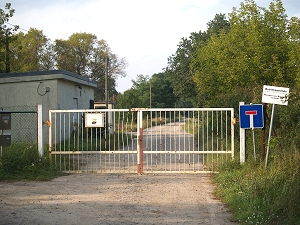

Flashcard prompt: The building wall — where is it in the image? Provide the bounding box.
[0,80,57,109]
[57,79,94,110]
[0,77,95,145]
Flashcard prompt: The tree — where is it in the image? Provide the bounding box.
[0,3,18,73]
[116,73,176,109]
[9,28,55,72]
[192,0,292,107]
[115,75,149,109]
[55,33,127,101]
[165,13,230,107]
[150,72,176,108]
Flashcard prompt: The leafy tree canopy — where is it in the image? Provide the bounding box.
[0,3,18,73]
[115,73,176,109]
[192,0,295,107]
[165,13,230,107]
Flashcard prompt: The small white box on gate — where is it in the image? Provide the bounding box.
[85,113,104,128]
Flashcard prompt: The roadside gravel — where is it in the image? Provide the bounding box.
[0,173,237,225]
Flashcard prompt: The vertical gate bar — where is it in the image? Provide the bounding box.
[155,110,157,170]
[95,115,98,170]
[224,111,227,162]
[217,111,219,166]
[118,112,122,171]
[59,113,62,170]
[183,110,186,171]
[63,113,66,170]
[221,111,223,151]
[202,111,205,167]
[78,113,84,170]
[225,111,228,151]
[48,111,52,162]
[193,110,195,171]
[168,110,170,172]
[197,111,200,171]
[74,112,77,171]
[55,113,57,167]
[150,111,152,171]
[186,110,189,171]
[76,112,79,171]
[173,110,176,171]
[221,111,224,164]
[115,112,120,171]
[211,111,214,170]
[68,112,71,171]
[231,108,235,159]
[206,111,209,166]
[125,112,128,170]
[129,112,132,171]
[145,113,148,171]
[179,110,181,171]
[137,110,140,171]
[155,111,158,169]
[169,110,171,172]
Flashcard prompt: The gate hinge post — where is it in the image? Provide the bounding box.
[137,128,144,174]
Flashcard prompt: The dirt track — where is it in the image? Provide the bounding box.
[0,173,237,225]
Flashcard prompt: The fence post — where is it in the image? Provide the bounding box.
[239,102,246,164]
[137,110,144,174]
[138,128,144,174]
[37,104,43,157]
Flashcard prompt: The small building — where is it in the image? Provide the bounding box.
[0,70,97,144]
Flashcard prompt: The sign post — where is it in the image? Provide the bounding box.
[239,104,264,163]
[262,85,289,167]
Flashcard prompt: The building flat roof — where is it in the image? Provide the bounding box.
[0,70,98,87]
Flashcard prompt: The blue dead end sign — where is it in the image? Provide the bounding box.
[239,104,264,129]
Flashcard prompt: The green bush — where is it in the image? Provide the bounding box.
[0,143,64,181]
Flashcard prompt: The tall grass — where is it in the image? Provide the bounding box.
[0,143,64,181]
[213,150,300,224]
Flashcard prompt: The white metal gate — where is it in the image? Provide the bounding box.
[48,108,234,173]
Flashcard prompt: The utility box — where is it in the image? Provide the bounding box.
[0,134,11,146]
[0,111,11,130]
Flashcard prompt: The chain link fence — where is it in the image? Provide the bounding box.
[1,106,37,145]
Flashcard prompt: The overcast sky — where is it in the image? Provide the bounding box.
[5,0,300,93]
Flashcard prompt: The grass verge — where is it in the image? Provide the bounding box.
[213,151,300,224]
[0,143,64,181]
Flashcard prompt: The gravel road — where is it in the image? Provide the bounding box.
[0,173,237,225]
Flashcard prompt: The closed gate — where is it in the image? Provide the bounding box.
[48,108,234,173]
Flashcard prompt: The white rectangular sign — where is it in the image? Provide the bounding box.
[262,85,289,105]
[85,113,104,128]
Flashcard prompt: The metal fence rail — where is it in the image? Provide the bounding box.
[49,108,235,173]
[140,108,234,173]
[49,109,139,173]
[1,106,37,144]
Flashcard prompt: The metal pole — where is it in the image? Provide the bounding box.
[38,104,43,157]
[150,80,152,108]
[105,54,109,135]
[265,104,275,168]
[239,102,245,164]
[260,103,266,161]
[105,54,108,110]
[252,128,256,162]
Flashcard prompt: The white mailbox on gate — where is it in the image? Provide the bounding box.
[85,113,104,128]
